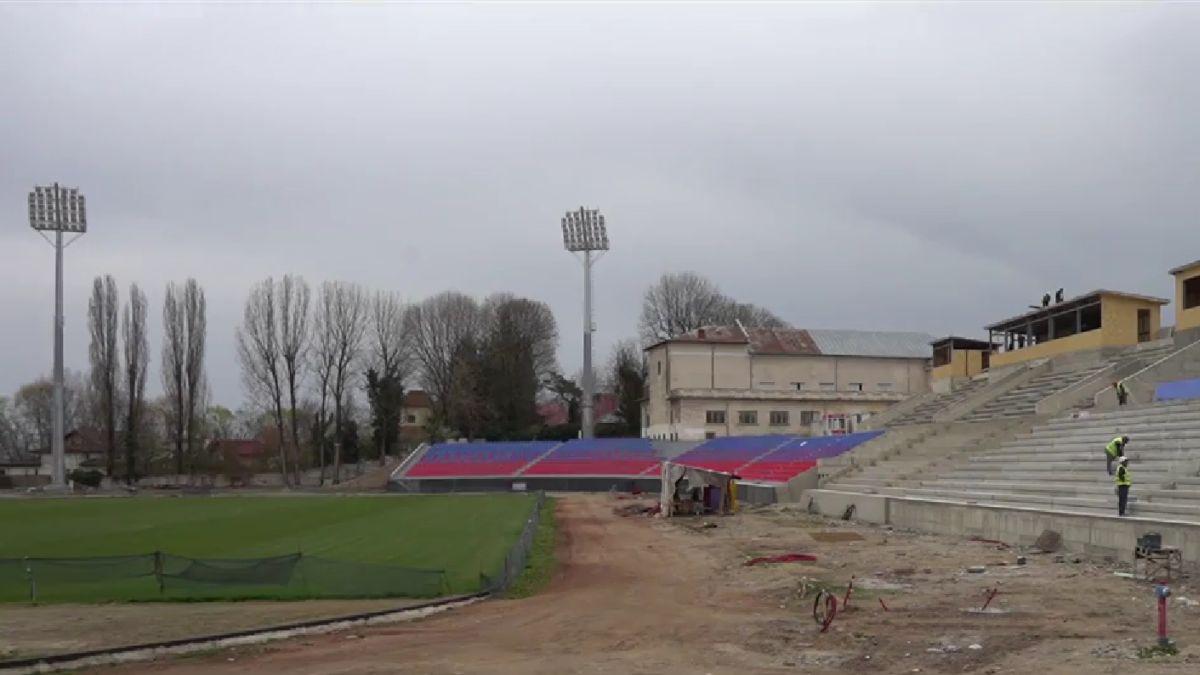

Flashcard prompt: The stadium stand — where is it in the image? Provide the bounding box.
[668,435,794,475]
[736,431,883,482]
[522,438,659,476]
[404,441,561,478]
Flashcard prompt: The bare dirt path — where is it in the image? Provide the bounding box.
[103,495,1200,674]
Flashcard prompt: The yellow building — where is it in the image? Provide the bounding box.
[1170,260,1200,336]
[930,337,992,385]
[985,290,1167,370]
[642,326,933,440]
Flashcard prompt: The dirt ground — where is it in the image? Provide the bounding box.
[89,494,1200,673]
[0,599,419,662]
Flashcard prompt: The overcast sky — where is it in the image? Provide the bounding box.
[2,2,1197,407]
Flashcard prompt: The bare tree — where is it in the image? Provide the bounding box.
[163,279,208,476]
[183,279,208,468]
[606,339,646,437]
[404,291,482,427]
[122,284,149,483]
[367,291,409,463]
[88,275,120,476]
[310,289,339,484]
[322,281,368,483]
[13,373,86,452]
[162,282,187,474]
[482,293,559,381]
[236,278,289,486]
[278,275,310,485]
[638,271,787,343]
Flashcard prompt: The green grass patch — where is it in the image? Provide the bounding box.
[505,497,558,599]
[0,494,534,602]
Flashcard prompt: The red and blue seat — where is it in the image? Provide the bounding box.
[670,435,794,475]
[405,441,560,478]
[736,431,884,482]
[523,438,659,476]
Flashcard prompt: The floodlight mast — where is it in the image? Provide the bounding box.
[29,183,87,490]
[561,207,609,439]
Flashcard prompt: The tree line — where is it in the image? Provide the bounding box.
[0,269,784,482]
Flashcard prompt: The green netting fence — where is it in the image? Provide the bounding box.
[0,553,448,603]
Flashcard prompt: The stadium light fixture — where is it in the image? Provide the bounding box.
[561,208,609,439]
[29,183,88,490]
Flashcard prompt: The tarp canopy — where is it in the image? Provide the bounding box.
[660,462,736,517]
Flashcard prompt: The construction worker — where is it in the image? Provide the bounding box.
[1115,456,1132,516]
[1114,380,1129,406]
[1105,435,1129,476]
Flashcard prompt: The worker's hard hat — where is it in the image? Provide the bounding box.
[1118,456,1129,464]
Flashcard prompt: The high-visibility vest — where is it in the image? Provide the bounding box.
[1115,465,1132,487]
[1106,437,1124,457]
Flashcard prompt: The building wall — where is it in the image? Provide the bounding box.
[1176,265,1200,333]
[1100,294,1161,348]
[643,341,928,440]
[751,355,925,394]
[933,349,987,381]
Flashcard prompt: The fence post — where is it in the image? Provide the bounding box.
[154,551,164,595]
[24,557,35,604]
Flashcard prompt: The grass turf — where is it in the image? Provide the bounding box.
[0,494,535,603]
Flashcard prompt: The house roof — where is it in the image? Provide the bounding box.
[1169,259,1200,275]
[986,289,1170,332]
[647,326,934,359]
[207,439,267,458]
[403,390,433,409]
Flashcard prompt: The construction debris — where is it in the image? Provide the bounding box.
[967,566,987,574]
[1033,529,1062,553]
[745,553,819,567]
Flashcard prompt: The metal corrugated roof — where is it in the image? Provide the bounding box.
[805,329,935,359]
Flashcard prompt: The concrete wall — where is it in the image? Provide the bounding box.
[990,330,1104,369]
[1176,264,1200,333]
[810,490,1200,567]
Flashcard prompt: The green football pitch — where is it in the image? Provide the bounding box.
[0,493,536,603]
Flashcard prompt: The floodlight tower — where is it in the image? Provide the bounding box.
[561,207,609,439]
[29,184,87,489]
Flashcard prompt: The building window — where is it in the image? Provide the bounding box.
[793,382,805,391]
[932,344,952,367]
[800,411,818,425]
[769,411,789,426]
[737,410,758,425]
[1186,277,1200,310]
[819,382,835,392]
[705,432,716,439]
[705,410,726,424]
[877,382,893,391]
[848,383,863,392]
[657,361,662,375]
[406,414,417,423]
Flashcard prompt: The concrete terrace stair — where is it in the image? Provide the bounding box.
[959,366,1107,422]
[821,421,1023,493]
[890,378,990,426]
[892,399,1200,521]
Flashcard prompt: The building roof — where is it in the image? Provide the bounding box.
[1169,259,1200,275]
[986,289,1170,332]
[648,326,934,359]
[931,336,994,350]
[402,390,433,409]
